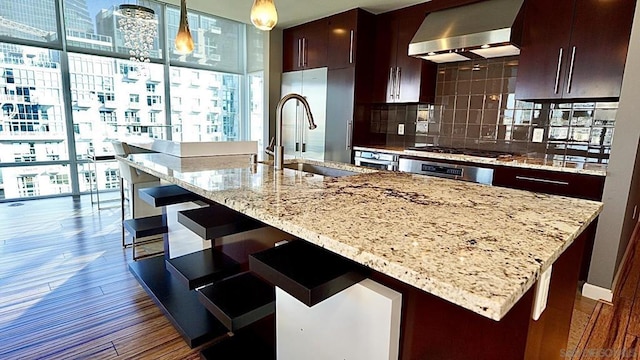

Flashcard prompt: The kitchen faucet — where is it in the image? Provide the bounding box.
[267,93,317,170]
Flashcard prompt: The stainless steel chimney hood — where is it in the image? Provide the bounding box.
[409,0,524,63]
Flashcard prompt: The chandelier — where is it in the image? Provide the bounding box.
[116,5,158,63]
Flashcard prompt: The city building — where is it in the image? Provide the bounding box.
[0,0,254,200]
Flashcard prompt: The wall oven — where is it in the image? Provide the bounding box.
[354,150,399,171]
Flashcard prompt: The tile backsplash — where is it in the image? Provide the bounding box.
[418,57,617,170]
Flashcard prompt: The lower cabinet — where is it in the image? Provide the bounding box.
[492,165,605,281]
[492,166,605,201]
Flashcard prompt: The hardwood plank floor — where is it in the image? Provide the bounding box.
[0,196,203,359]
[569,221,640,360]
[0,196,638,359]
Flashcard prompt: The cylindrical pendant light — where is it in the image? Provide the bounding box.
[251,0,278,31]
[175,0,194,54]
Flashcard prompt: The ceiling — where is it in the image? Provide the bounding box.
[162,0,428,28]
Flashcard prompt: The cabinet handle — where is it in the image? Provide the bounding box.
[349,30,354,64]
[297,38,302,67]
[302,37,307,67]
[566,46,576,94]
[346,120,353,150]
[396,67,402,99]
[389,67,395,100]
[515,176,569,186]
[554,48,563,94]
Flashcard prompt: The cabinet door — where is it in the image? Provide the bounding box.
[394,5,436,103]
[302,19,328,70]
[326,10,358,70]
[567,0,636,99]
[283,26,305,72]
[372,12,397,103]
[515,0,574,100]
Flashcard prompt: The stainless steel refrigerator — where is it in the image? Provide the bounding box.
[281,67,327,161]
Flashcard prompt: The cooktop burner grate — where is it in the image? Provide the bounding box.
[407,146,516,159]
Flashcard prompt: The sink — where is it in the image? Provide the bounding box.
[283,163,358,177]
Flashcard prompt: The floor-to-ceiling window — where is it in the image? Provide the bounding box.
[0,0,262,201]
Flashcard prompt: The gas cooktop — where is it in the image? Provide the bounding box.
[406,146,516,159]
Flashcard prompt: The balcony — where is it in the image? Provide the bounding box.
[208,78,221,89]
[150,103,164,112]
[190,106,203,113]
[103,100,117,109]
[190,78,203,87]
[147,71,163,83]
[171,104,183,112]
[128,102,141,110]
[124,71,140,81]
[31,94,58,106]
[73,98,94,109]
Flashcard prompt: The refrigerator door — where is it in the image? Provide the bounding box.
[281,71,303,157]
[281,68,328,161]
[325,67,355,163]
[300,67,327,161]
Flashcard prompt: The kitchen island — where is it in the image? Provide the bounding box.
[120,152,602,359]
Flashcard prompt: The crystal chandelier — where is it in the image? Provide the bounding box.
[116,5,158,63]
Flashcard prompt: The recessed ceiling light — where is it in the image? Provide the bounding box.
[481,44,490,49]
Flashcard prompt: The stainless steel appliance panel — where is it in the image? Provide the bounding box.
[399,157,494,184]
[354,150,399,171]
[281,68,327,161]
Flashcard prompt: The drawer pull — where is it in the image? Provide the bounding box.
[515,176,569,186]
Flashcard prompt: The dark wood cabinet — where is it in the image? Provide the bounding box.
[282,19,328,72]
[515,0,636,100]
[326,10,357,70]
[492,166,605,201]
[372,4,437,103]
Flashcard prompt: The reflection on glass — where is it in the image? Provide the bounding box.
[0,0,59,44]
[0,164,71,200]
[169,67,240,142]
[166,6,243,73]
[64,0,163,59]
[68,53,167,160]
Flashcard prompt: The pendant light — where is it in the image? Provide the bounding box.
[175,0,194,54]
[251,0,278,31]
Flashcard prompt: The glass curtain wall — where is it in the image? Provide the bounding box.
[0,0,258,201]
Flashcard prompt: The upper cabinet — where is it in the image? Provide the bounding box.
[283,19,328,72]
[515,0,637,100]
[372,4,437,103]
[326,10,358,70]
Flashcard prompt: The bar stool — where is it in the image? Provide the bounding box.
[113,141,164,258]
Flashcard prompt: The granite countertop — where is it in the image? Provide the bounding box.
[120,153,602,321]
[354,145,607,177]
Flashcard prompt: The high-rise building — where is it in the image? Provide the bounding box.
[62,0,93,33]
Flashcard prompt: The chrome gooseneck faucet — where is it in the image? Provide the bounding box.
[268,93,317,170]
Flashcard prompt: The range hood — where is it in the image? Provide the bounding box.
[408,0,525,63]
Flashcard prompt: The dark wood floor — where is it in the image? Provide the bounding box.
[0,196,201,359]
[0,196,637,359]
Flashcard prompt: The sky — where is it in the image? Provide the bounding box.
[87,0,118,20]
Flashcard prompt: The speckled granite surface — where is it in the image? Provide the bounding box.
[121,154,602,321]
[355,145,607,176]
